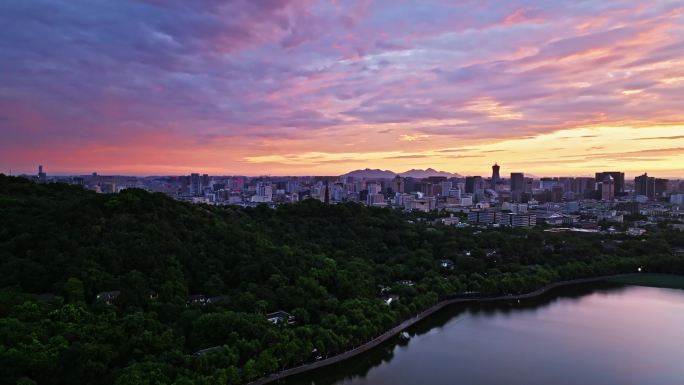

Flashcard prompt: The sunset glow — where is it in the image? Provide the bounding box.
[1,1,683,176]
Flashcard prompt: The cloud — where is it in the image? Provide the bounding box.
[502,8,544,26]
[445,154,484,159]
[399,134,430,142]
[631,135,684,140]
[587,147,684,159]
[1,0,684,175]
[385,154,429,159]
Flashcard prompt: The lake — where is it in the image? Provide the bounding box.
[277,282,684,385]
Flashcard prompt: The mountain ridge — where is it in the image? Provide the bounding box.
[342,168,461,179]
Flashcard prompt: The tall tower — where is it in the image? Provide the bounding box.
[37,165,47,183]
[491,163,500,189]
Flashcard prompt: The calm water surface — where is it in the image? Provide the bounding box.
[278,283,684,385]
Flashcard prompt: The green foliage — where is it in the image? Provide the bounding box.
[0,175,682,384]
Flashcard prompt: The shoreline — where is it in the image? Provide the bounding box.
[247,273,642,385]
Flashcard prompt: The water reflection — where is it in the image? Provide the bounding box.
[404,282,626,339]
[279,282,684,385]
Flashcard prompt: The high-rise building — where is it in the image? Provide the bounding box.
[551,186,563,203]
[634,173,668,200]
[422,176,447,197]
[440,181,453,196]
[491,163,500,188]
[447,187,461,198]
[539,177,558,190]
[254,182,273,202]
[201,174,210,190]
[573,177,595,196]
[403,177,421,194]
[367,182,381,196]
[600,175,615,201]
[190,173,201,196]
[37,165,46,183]
[510,172,525,202]
[655,178,669,198]
[285,180,298,193]
[595,171,624,196]
[465,176,483,193]
[367,193,385,206]
[392,176,405,194]
[635,173,655,198]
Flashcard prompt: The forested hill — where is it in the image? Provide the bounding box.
[1,175,682,385]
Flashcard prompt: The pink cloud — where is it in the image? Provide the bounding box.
[503,8,544,26]
[1,0,683,175]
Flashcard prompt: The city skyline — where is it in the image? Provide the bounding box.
[9,163,684,180]
[2,1,684,176]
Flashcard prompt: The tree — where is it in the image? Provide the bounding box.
[63,277,85,303]
[204,274,224,297]
[0,175,682,385]
[117,271,149,309]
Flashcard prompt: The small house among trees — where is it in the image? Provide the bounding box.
[266,311,295,325]
[187,294,207,305]
[438,258,455,270]
[95,291,120,304]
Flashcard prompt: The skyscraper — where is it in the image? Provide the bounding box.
[635,173,655,198]
[201,174,210,190]
[465,176,484,202]
[464,176,478,193]
[595,171,624,196]
[600,175,615,201]
[491,163,500,189]
[190,173,201,196]
[655,178,669,198]
[573,177,596,196]
[510,172,524,202]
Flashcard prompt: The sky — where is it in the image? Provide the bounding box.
[1,0,683,177]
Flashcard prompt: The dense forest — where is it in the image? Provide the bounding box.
[1,175,682,385]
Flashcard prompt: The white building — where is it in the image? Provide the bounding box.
[252,182,273,202]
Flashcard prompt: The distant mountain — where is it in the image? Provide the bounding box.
[342,168,397,179]
[398,168,461,178]
[342,167,462,179]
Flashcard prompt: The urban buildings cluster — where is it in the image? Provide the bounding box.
[21,164,684,230]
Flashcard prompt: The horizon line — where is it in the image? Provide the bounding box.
[4,170,684,180]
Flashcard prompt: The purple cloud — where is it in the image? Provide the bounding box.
[1,0,683,174]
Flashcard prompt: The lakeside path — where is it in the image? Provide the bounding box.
[248,273,642,385]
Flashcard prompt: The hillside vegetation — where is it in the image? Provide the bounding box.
[1,175,682,385]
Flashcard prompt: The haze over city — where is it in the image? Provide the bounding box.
[2,0,684,177]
